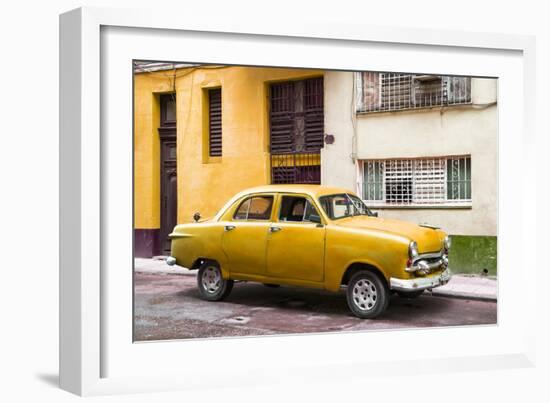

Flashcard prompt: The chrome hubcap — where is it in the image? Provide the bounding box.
[202,266,221,294]
[352,279,377,311]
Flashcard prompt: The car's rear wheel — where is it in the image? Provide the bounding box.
[197,261,233,301]
[396,290,424,299]
[346,270,389,319]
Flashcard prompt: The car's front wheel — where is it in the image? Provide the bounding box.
[197,261,233,301]
[346,270,389,319]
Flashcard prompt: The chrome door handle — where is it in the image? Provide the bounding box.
[224,225,236,231]
[270,226,282,233]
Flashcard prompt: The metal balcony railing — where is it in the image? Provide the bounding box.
[356,73,472,113]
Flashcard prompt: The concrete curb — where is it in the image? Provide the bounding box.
[430,274,497,301]
[134,258,194,276]
[430,289,497,302]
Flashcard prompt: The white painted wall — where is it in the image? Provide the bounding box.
[321,71,357,191]
[323,74,498,236]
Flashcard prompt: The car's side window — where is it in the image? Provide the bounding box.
[233,196,273,220]
[279,195,320,223]
[234,198,251,220]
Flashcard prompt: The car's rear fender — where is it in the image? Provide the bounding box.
[170,223,227,272]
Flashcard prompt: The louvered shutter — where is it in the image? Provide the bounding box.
[304,77,324,151]
[446,76,472,104]
[269,82,294,154]
[269,78,324,154]
[357,72,380,112]
[208,88,222,157]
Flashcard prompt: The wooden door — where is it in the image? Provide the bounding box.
[160,138,177,254]
[158,94,177,255]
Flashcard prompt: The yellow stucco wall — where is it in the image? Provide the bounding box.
[134,66,323,228]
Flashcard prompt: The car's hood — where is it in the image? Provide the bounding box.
[335,216,445,253]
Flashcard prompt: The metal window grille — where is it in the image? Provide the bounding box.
[359,156,471,207]
[356,72,471,113]
[271,152,321,184]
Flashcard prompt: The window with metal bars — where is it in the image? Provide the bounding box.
[356,72,471,113]
[208,88,222,157]
[359,156,471,207]
[269,77,324,184]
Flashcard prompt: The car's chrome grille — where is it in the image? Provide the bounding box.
[408,250,448,274]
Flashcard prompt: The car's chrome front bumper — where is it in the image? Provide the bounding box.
[390,269,452,292]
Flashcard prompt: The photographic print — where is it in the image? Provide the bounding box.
[133,62,498,341]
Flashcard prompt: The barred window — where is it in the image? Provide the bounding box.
[356,72,471,113]
[360,156,471,207]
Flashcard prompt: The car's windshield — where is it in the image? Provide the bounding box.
[319,193,375,220]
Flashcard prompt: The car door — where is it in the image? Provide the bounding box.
[221,194,274,275]
[266,194,326,283]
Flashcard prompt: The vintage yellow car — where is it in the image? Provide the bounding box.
[167,185,451,319]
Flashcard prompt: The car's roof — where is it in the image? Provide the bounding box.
[212,184,359,221]
[235,184,356,198]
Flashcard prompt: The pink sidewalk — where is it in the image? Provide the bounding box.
[431,274,497,301]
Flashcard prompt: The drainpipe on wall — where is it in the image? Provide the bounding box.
[350,72,359,163]
[351,72,360,195]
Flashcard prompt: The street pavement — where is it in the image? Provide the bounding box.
[134,259,497,341]
[135,257,498,300]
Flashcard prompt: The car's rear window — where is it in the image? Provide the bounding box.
[234,196,274,220]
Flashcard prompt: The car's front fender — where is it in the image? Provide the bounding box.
[323,225,410,291]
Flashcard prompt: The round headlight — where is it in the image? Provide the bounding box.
[444,235,452,250]
[409,241,419,258]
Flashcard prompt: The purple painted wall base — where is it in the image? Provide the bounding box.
[134,229,161,258]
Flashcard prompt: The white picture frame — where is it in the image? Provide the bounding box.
[60,6,537,396]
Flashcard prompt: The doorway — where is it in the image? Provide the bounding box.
[158,94,177,255]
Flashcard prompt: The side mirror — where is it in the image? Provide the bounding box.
[309,214,322,224]
[193,212,201,222]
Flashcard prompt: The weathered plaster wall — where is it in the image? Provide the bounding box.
[321,71,357,192]
[323,74,498,236]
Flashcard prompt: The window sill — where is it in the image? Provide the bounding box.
[356,102,475,116]
[367,204,472,210]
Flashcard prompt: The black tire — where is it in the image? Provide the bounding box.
[396,290,424,299]
[197,261,234,301]
[262,283,281,288]
[346,270,389,319]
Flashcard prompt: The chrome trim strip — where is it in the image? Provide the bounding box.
[390,269,452,292]
[419,223,440,230]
